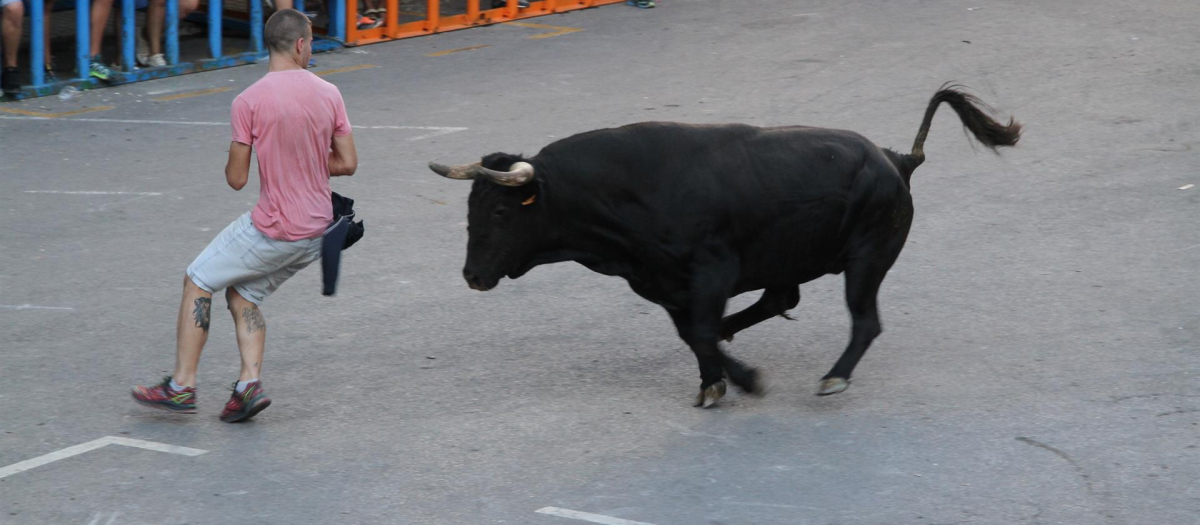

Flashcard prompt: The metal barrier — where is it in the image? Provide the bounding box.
[2,0,280,99]
[2,0,619,100]
[346,0,624,46]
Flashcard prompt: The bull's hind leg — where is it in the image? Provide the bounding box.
[720,286,800,342]
[819,238,907,395]
[818,261,883,395]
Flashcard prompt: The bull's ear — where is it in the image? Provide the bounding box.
[521,179,545,208]
[481,152,526,171]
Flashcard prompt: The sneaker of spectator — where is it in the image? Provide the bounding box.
[137,29,150,66]
[1,67,18,95]
[357,15,381,29]
[89,57,116,81]
[361,0,384,25]
[491,0,529,8]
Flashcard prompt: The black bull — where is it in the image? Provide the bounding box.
[430,86,1021,408]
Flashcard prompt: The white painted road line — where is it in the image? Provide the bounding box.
[0,436,208,480]
[382,126,469,141]
[0,116,227,126]
[0,304,75,311]
[105,436,207,456]
[0,116,467,140]
[0,438,112,480]
[85,511,120,525]
[24,191,163,196]
[536,507,658,525]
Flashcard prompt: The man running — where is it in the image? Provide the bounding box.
[132,8,358,422]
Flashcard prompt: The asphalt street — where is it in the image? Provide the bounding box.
[1,1,1198,524]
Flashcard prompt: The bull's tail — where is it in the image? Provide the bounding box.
[899,84,1022,179]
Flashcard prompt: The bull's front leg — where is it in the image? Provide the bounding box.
[667,255,763,408]
[667,308,726,407]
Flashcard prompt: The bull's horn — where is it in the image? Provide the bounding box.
[429,161,480,180]
[478,162,536,187]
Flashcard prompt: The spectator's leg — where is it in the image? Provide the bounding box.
[90,0,115,56]
[179,0,199,19]
[146,0,195,58]
[1,1,23,69]
[41,0,52,67]
[147,0,163,55]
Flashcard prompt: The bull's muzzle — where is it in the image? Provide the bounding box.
[463,269,496,292]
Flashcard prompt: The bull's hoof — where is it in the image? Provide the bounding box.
[722,334,735,343]
[692,380,727,408]
[817,377,850,396]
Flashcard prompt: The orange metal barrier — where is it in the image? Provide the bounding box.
[346,0,624,46]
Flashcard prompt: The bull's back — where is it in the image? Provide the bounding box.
[539,122,908,288]
[725,126,892,287]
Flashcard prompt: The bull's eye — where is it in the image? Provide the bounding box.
[494,206,509,217]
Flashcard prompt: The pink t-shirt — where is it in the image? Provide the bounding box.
[231,69,352,241]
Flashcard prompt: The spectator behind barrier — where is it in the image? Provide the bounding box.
[357,0,381,30]
[138,0,199,67]
[1,0,54,95]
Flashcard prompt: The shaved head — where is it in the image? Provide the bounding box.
[265,9,311,55]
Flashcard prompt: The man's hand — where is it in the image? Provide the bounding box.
[225,142,252,190]
[329,133,358,176]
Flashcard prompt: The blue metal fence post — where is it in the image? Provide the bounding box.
[209,0,222,58]
[30,0,44,85]
[77,0,91,81]
[330,0,345,42]
[166,0,180,65]
[121,0,135,71]
[250,0,263,55]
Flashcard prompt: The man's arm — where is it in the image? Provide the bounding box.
[329,133,358,177]
[225,142,252,190]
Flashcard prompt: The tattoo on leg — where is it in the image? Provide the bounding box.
[242,307,266,333]
[193,297,211,331]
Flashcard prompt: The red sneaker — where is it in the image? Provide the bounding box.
[220,381,272,423]
[131,377,197,413]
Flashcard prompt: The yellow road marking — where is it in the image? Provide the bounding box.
[313,64,380,77]
[427,44,492,57]
[506,21,583,39]
[151,86,234,102]
[0,106,115,118]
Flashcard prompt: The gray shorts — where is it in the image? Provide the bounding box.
[186,212,323,305]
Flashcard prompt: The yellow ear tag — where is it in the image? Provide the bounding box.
[521,195,537,206]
